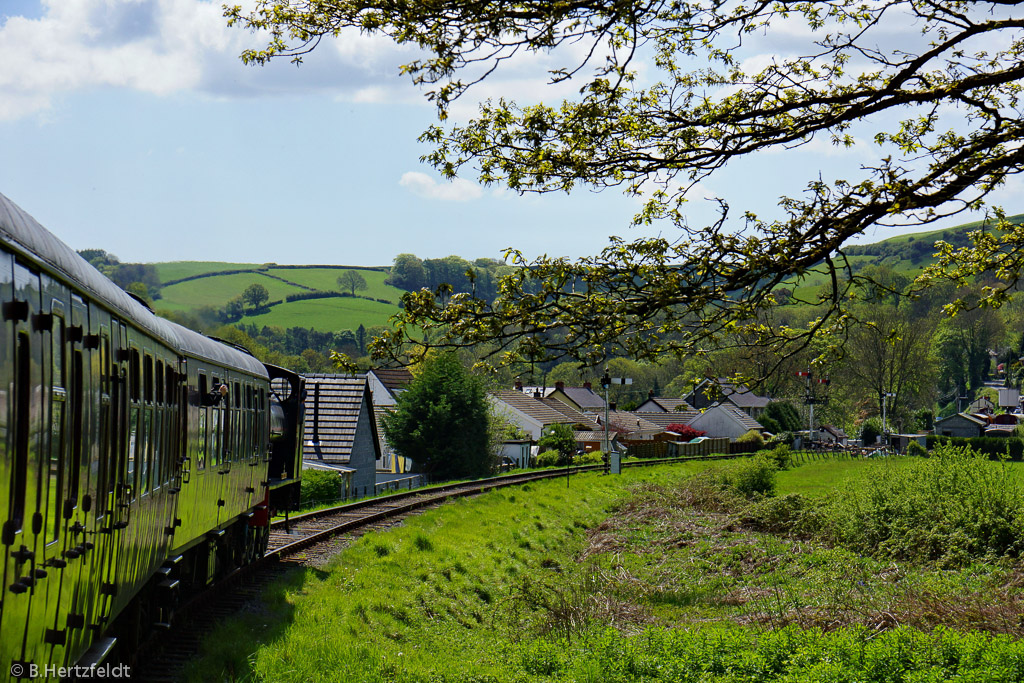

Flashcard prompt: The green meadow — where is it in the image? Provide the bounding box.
[156,272,305,311]
[240,296,399,331]
[186,451,1024,682]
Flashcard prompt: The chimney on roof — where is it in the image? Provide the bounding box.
[533,390,542,399]
[609,402,617,411]
[514,380,523,391]
[648,389,654,398]
[583,381,591,390]
[555,381,564,391]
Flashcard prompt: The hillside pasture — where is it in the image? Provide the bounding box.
[265,267,405,301]
[157,272,305,312]
[240,296,399,331]
[152,261,259,283]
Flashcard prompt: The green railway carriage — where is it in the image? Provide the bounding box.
[0,192,304,679]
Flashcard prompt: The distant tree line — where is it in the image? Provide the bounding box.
[78,249,162,302]
[386,253,517,301]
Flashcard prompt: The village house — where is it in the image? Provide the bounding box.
[933,412,987,439]
[683,378,771,418]
[686,402,765,441]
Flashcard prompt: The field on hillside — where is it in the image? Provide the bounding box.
[157,272,305,311]
[152,261,259,283]
[150,261,404,330]
[240,296,398,331]
[186,452,1024,682]
[264,267,404,302]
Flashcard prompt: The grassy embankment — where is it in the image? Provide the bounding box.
[186,451,1024,682]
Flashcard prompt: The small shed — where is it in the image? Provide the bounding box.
[934,412,987,439]
[687,403,764,441]
[302,374,380,496]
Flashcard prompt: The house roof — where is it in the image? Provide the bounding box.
[686,378,770,409]
[601,410,665,435]
[540,397,599,426]
[574,431,620,443]
[633,410,700,428]
[821,424,848,439]
[302,374,379,463]
[493,390,580,426]
[370,367,414,393]
[557,386,606,410]
[692,402,764,431]
[638,397,693,412]
[935,412,988,427]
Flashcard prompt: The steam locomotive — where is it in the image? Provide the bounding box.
[0,192,305,678]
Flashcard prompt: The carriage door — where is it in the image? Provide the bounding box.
[0,261,45,672]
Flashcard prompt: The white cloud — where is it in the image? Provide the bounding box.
[399,171,483,201]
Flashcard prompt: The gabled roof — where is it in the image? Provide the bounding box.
[601,410,664,435]
[686,378,770,409]
[302,374,380,463]
[934,412,988,427]
[574,431,620,443]
[493,390,579,426]
[557,386,606,410]
[370,367,414,393]
[541,398,599,426]
[638,397,693,412]
[691,402,764,431]
[633,410,700,428]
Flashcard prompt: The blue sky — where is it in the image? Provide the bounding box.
[0,1,1013,267]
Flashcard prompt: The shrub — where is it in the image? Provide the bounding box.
[300,469,341,507]
[720,454,777,498]
[906,440,928,457]
[736,429,765,448]
[762,443,793,470]
[816,443,1024,566]
[538,423,576,463]
[535,450,562,467]
[666,423,705,440]
[573,451,603,465]
[859,417,883,445]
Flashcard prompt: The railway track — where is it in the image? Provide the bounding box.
[132,455,748,681]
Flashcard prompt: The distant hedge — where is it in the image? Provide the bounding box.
[926,434,1024,460]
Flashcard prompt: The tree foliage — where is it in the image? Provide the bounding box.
[381,353,494,479]
[337,270,368,296]
[241,282,270,310]
[228,1,1024,376]
[537,423,577,464]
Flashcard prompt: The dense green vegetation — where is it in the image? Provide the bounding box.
[187,453,1024,682]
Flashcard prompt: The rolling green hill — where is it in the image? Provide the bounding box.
[150,261,401,332]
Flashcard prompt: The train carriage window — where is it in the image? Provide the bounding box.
[48,312,66,541]
[10,332,31,534]
[210,409,220,467]
[141,408,152,494]
[156,359,164,404]
[129,349,140,402]
[97,329,111,517]
[234,382,241,409]
[128,406,138,499]
[69,351,83,508]
[144,354,153,404]
[197,408,207,471]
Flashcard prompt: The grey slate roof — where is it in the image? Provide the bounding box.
[371,368,414,393]
[718,403,765,431]
[602,410,665,434]
[540,398,599,426]
[493,390,580,426]
[558,386,606,410]
[637,397,693,412]
[635,411,701,428]
[302,374,379,463]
